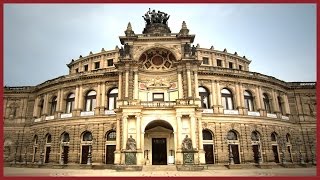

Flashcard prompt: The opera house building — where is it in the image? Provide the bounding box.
[4,10,316,170]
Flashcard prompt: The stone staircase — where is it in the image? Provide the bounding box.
[143,165,177,171]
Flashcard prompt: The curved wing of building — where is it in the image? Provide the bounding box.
[4,9,316,168]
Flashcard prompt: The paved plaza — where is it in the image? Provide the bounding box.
[4,167,316,177]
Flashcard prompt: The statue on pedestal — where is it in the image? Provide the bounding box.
[126,135,136,151]
[182,135,193,151]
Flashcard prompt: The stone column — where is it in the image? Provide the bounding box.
[176,115,182,150]
[122,116,128,150]
[235,83,241,109]
[255,86,261,110]
[272,90,280,113]
[190,115,196,149]
[186,67,192,97]
[100,83,106,114]
[211,81,216,109]
[115,118,121,164]
[178,68,183,99]
[133,69,139,100]
[79,85,84,112]
[216,81,223,113]
[194,70,199,99]
[74,85,79,110]
[198,118,203,150]
[125,68,129,98]
[136,115,141,149]
[283,94,291,115]
[33,97,39,118]
[239,83,244,108]
[96,83,101,115]
[43,94,49,116]
[118,71,123,100]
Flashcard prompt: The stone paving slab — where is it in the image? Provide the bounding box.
[3,167,316,177]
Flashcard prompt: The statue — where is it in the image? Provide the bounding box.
[184,43,191,55]
[162,13,170,25]
[191,45,196,56]
[126,135,136,151]
[124,43,130,57]
[182,135,193,150]
[119,46,124,57]
[142,13,151,25]
[142,8,170,25]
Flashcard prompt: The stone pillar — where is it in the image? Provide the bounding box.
[100,83,106,114]
[198,118,203,150]
[255,86,261,110]
[122,116,128,150]
[211,81,216,109]
[79,85,84,111]
[136,115,141,149]
[239,83,244,108]
[283,94,291,115]
[187,68,192,97]
[33,97,39,117]
[133,70,139,100]
[74,86,79,110]
[43,94,49,116]
[114,118,121,164]
[216,81,223,113]
[176,115,182,150]
[125,68,129,98]
[190,115,196,149]
[272,90,280,113]
[118,71,123,100]
[194,70,199,99]
[235,83,241,109]
[96,83,101,115]
[178,69,183,99]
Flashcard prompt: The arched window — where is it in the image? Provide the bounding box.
[39,99,44,116]
[82,131,93,141]
[108,88,118,110]
[85,91,96,111]
[106,131,116,141]
[277,96,284,115]
[34,135,38,145]
[61,133,70,142]
[227,130,238,140]
[263,93,271,113]
[202,130,213,140]
[271,132,277,142]
[221,88,234,110]
[50,96,57,115]
[66,93,75,113]
[244,90,254,111]
[251,131,260,141]
[199,87,210,109]
[46,134,52,143]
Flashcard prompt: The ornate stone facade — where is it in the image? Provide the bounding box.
[4,10,316,168]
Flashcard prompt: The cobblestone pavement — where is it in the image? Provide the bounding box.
[3,167,316,177]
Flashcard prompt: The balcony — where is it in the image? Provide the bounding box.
[80,111,94,116]
[61,113,72,118]
[248,111,260,117]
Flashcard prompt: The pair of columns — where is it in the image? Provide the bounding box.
[118,68,139,100]
[177,67,200,99]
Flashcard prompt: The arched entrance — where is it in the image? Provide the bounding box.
[144,120,174,165]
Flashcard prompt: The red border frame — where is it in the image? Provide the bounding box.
[1,0,319,180]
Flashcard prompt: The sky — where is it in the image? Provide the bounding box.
[4,4,316,86]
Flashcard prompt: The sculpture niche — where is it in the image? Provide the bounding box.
[125,135,137,165]
[142,8,171,34]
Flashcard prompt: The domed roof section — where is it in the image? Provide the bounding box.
[142,9,171,34]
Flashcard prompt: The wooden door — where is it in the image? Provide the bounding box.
[81,145,89,164]
[204,144,214,164]
[106,145,116,164]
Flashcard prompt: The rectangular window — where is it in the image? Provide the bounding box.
[107,59,114,66]
[153,93,164,101]
[239,65,242,70]
[202,57,209,65]
[229,62,233,69]
[84,65,88,71]
[94,62,100,69]
[75,68,79,73]
[217,59,222,67]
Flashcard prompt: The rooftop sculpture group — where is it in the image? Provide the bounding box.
[142,8,170,25]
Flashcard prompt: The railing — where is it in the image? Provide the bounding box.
[140,101,176,108]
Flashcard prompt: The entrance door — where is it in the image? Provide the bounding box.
[204,144,214,164]
[63,146,69,164]
[106,145,116,164]
[252,145,259,163]
[45,146,51,163]
[231,144,240,164]
[81,145,89,164]
[287,146,292,162]
[152,138,167,165]
[272,145,280,163]
[33,147,37,162]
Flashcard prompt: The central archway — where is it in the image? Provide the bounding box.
[144,120,174,165]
